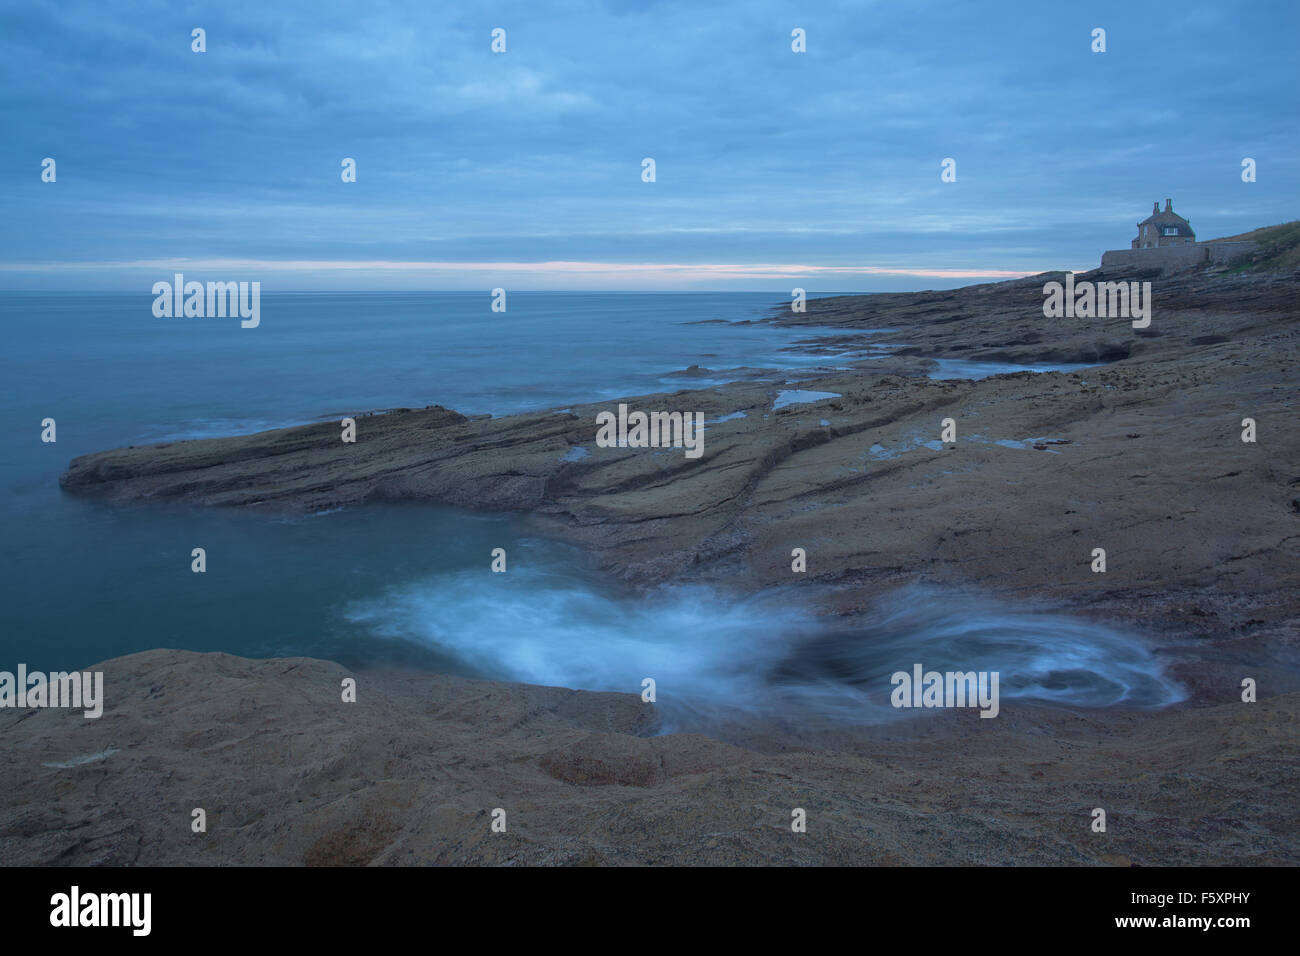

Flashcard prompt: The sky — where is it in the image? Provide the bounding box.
[1,0,1296,291]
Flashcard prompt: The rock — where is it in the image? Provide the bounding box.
[2,649,1295,865]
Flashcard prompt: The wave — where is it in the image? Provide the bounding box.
[344,573,1185,728]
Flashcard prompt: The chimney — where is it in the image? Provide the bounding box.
[1165,198,1172,212]
[1153,201,1160,215]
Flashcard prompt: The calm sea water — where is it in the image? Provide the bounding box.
[0,292,845,672]
[0,292,1182,718]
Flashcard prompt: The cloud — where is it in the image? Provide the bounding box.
[1,0,1295,289]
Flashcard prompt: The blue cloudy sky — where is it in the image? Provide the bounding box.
[1,0,1295,291]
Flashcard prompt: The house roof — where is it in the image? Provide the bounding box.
[1138,208,1195,236]
[1139,209,1191,225]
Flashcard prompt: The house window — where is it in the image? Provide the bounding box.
[1163,227,1178,236]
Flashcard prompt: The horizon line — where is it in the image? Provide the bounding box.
[0,258,1048,282]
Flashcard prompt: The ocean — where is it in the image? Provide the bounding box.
[0,291,849,671]
[0,292,1182,720]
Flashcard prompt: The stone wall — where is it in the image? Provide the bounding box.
[1100,240,1259,274]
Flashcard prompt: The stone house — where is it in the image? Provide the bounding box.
[1132,199,1196,248]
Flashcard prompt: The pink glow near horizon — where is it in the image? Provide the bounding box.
[0,258,1040,282]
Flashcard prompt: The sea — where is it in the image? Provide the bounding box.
[0,291,1183,722]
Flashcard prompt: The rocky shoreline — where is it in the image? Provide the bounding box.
[6,261,1298,865]
[57,266,1300,638]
